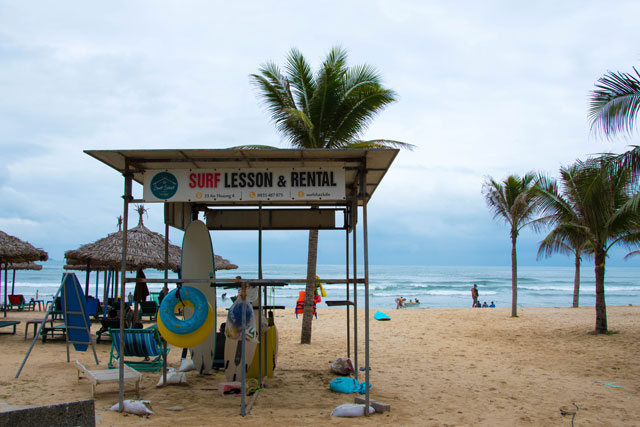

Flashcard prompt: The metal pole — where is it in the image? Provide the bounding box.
[345,227,350,359]
[118,171,132,412]
[4,265,7,318]
[163,222,169,386]
[352,199,358,381]
[85,260,90,298]
[258,203,263,384]
[362,167,371,416]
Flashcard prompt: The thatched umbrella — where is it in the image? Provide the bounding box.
[0,230,48,316]
[6,262,43,295]
[64,208,237,302]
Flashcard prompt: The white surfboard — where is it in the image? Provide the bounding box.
[182,220,216,374]
[224,301,259,381]
[224,335,258,382]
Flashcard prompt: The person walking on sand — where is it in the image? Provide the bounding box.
[471,284,479,307]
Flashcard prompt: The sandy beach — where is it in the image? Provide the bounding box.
[1,305,639,426]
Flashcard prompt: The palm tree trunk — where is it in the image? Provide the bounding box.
[594,251,607,333]
[511,233,518,317]
[572,253,581,308]
[300,228,319,344]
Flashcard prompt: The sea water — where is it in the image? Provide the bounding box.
[2,260,639,310]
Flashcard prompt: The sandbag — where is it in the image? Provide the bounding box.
[330,357,354,376]
[178,358,195,372]
[329,377,371,394]
[110,399,153,415]
[156,368,188,386]
[331,403,375,417]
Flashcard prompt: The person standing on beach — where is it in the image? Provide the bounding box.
[471,284,479,307]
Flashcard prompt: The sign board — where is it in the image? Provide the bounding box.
[143,168,346,202]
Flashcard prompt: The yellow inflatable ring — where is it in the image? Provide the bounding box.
[158,303,215,348]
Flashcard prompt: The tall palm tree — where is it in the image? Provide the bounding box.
[482,173,539,317]
[534,170,593,308]
[589,67,640,181]
[250,46,413,344]
[537,156,640,333]
[589,67,640,139]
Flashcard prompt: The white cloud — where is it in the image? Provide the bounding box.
[0,1,639,266]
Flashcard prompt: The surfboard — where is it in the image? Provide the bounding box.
[246,324,278,379]
[224,335,258,382]
[60,273,91,351]
[405,302,420,308]
[182,220,216,374]
[374,311,391,321]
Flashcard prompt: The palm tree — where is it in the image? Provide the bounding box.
[589,67,640,181]
[250,46,413,344]
[538,156,640,333]
[482,173,539,317]
[534,170,593,307]
[589,67,640,139]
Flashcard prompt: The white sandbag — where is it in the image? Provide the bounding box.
[331,403,375,417]
[330,357,354,376]
[178,358,195,372]
[110,399,153,415]
[156,368,188,387]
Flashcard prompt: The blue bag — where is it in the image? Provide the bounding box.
[329,377,371,394]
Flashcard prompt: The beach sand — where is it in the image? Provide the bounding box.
[1,305,639,426]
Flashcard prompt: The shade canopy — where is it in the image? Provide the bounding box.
[7,262,43,271]
[0,230,48,264]
[64,215,237,272]
[84,148,399,206]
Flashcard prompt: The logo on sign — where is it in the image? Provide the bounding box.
[150,172,178,200]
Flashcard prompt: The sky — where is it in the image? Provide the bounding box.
[1,1,639,268]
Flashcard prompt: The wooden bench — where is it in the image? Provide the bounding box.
[76,360,142,397]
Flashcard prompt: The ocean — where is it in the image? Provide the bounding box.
[2,260,639,310]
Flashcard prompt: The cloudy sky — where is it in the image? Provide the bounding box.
[1,1,639,268]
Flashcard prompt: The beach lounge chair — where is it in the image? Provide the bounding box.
[0,320,20,334]
[139,301,158,321]
[7,295,34,311]
[76,360,141,397]
[108,327,168,372]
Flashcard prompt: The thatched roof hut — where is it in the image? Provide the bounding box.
[64,209,237,272]
[0,231,48,264]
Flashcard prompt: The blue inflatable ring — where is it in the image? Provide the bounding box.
[158,286,209,335]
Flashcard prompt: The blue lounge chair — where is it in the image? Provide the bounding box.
[108,327,168,372]
[0,320,20,334]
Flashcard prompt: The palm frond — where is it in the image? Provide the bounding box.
[227,145,280,150]
[589,67,640,139]
[341,139,416,150]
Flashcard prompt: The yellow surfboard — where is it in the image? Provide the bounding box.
[246,324,278,379]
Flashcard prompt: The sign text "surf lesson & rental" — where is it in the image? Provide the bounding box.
[143,168,345,202]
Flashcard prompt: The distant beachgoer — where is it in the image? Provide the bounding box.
[471,284,479,307]
[415,298,420,304]
[482,301,488,308]
[158,283,169,305]
[222,293,227,300]
[409,299,414,303]
[395,296,406,309]
[127,292,133,304]
[490,301,495,308]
